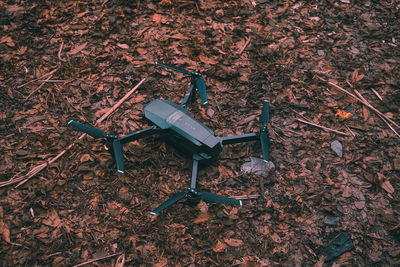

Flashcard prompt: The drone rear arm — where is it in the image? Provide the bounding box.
[220,133,259,145]
[119,126,163,144]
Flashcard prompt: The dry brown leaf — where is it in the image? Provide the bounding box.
[0,36,15,47]
[381,180,394,194]
[80,154,91,163]
[224,238,244,247]
[0,221,11,243]
[69,42,88,55]
[42,210,62,228]
[213,240,227,252]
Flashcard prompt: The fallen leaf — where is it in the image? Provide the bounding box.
[69,42,88,55]
[153,14,163,25]
[42,210,62,228]
[194,212,209,223]
[224,238,244,247]
[381,180,394,194]
[0,221,11,243]
[80,154,91,163]
[336,109,352,119]
[159,0,172,6]
[0,36,15,47]
[213,240,227,252]
[117,43,129,49]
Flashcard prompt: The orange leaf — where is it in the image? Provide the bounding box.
[336,109,352,119]
[80,154,91,163]
[194,212,209,223]
[224,238,244,247]
[153,14,163,25]
[213,240,227,252]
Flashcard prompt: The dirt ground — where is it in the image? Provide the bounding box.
[1,0,399,266]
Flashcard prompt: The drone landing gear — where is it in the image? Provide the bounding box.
[155,62,208,107]
[150,155,242,216]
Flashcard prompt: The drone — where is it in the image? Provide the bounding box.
[68,62,271,215]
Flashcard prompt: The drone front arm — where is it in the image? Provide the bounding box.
[119,125,163,144]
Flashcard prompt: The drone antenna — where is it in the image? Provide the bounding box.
[155,62,208,105]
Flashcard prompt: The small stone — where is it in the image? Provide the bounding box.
[241,157,275,178]
[331,140,343,157]
[317,50,325,56]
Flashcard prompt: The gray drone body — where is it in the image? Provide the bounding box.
[144,99,222,160]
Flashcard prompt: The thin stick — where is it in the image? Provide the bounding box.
[317,76,400,130]
[58,41,64,61]
[0,77,147,188]
[73,252,122,267]
[231,194,260,200]
[239,37,251,54]
[17,68,58,88]
[296,118,349,136]
[24,74,54,101]
[353,89,400,130]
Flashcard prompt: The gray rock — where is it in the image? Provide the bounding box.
[331,140,343,157]
[241,157,275,177]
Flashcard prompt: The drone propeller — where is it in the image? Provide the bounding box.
[155,61,208,105]
[150,188,242,215]
[155,62,199,76]
[259,100,270,162]
[68,120,109,139]
[68,120,125,173]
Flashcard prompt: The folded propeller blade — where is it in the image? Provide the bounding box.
[197,191,242,206]
[150,189,189,215]
[155,62,192,76]
[112,139,124,174]
[260,132,270,161]
[196,77,208,105]
[68,120,108,139]
[260,100,270,127]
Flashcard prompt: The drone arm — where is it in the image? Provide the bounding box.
[190,157,199,189]
[181,82,196,108]
[119,125,163,144]
[220,133,259,145]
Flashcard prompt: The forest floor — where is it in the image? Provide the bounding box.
[1,0,399,266]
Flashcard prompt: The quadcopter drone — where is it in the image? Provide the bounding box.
[68,62,271,215]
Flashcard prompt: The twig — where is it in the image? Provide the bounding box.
[73,252,122,267]
[353,89,400,130]
[17,68,58,89]
[231,194,260,200]
[239,37,251,55]
[371,88,383,101]
[296,118,349,136]
[0,78,147,188]
[24,73,54,101]
[317,76,400,130]
[58,41,64,61]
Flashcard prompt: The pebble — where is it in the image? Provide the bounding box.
[331,140,343,157]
